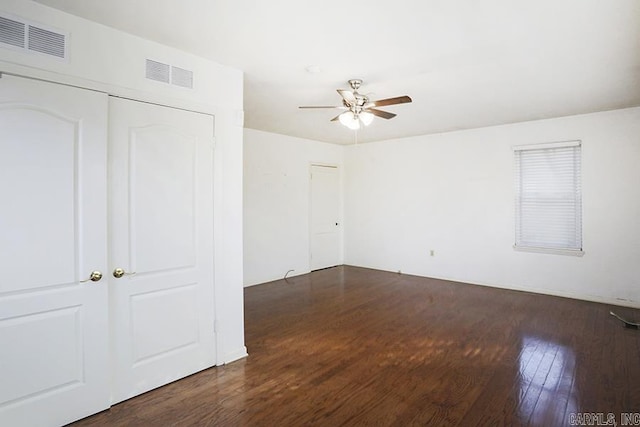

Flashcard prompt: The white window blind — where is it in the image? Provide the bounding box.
[514,141,582,254]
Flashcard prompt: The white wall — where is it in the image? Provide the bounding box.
[0,0,241,111]
[244,129,343,286]
[0,0,246,363]
[344,107,640,308]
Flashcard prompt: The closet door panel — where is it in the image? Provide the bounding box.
[108,97,216,404]
[0,75,109,427]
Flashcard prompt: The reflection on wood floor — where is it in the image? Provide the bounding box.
[71,265,640,426]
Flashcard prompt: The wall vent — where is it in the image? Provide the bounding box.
[0,14,67,60]
[146,59,194,89]
[145,59,171,83]
[28,25,66,58]
[171,66,193,89]
[0,15,26,48]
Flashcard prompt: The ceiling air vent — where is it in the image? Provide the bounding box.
[146,59,171,83]
[171,66,193,89]
[0,14,67,60]
[0,15,26,48]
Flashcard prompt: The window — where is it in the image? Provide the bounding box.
[514,141,583,255]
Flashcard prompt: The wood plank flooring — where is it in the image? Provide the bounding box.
[70,266,640,426]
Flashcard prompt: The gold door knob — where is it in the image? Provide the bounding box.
[80,271,103,283]
[113,268,136,278]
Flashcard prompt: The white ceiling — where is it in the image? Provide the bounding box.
[35,0,640,144]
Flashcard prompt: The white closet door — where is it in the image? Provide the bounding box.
[108,97,216,403]
[0,75,109,426]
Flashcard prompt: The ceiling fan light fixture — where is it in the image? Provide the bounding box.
[360,111,374,126]
[339,111,360,130]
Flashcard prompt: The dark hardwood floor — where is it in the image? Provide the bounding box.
[70,266,640,426]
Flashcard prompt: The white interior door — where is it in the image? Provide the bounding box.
[0,75,109,426]
[310,164,341,270]
[108,97,216,403]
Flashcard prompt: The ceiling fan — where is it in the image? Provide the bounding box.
[299,79,412,130]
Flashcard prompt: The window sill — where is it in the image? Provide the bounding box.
[513,245,584,257]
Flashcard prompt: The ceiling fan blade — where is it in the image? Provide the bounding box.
[299,105,343,109]
[370,95,412,107]
[337,89,356,104]
[367,108,397,119]
[330,114,341,122]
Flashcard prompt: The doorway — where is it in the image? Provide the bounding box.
[309,164,341,271]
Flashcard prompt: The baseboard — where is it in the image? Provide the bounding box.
[343,264,640,309]
[462,279,640,309]
[243,269,311,287]
[218,346,248,365]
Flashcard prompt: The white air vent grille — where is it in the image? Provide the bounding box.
[0,15,26,48]
[171,66,193,89]
[146,59,171,83]
[0,14,67,60]
[146,59,194,89]
[28,25,65,58]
